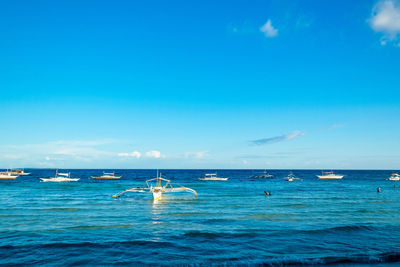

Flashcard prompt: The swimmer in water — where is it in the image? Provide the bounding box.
[264,191,271,196]
[377,187,381,193]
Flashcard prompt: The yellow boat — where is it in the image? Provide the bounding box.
[92,172,121,179]
[0,171,18,179]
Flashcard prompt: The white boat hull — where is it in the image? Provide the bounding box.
[151,189,162,200]
[40,177,80,182]
[199,178,228,181]
[317,175,344,179]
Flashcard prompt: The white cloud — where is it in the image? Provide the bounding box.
[370,0,400,44]
[145,150,164,159]
[185,151,208,159]
[117,151,141,158]
[260,19,278,37]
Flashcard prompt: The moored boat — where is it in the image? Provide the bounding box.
[199,173,228,181]
[285,172,302,182]
[0,171,18,179]
[250,170,274,179]
[9,169,30,176]
[40,170,80,182]
[388,173,400,181]
[92,171,121,179]
[317,171,344,179]
[113,170,197,201]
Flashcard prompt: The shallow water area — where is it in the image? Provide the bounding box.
[1,169,400,265]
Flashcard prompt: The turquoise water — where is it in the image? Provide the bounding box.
[1,169,400,265]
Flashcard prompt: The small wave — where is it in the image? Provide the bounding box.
[248,214,293,219]
[0,240,177,251]
[369,200,393,203]
[66,224,134,230]
[170,212,211,217]
[279,203,307,208]
[183,231,258,239]
[257,252,400,265]
[204,218,236,223]
[294,224,375,235]
[324,224,375,232]
[41,208,81,212]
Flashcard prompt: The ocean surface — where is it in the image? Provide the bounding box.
[1,169,400,266]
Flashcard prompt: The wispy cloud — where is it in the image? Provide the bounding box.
[329,124,345,129]
[0,139,117,165]
[260,19,278,37]
[117,151,141,158]
[145,150,165,159]
[250,130,305,146]
[184,151,208,159]
[370,0,400,45]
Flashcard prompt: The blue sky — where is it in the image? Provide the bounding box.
[1,0,400,169]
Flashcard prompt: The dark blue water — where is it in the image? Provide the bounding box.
[1,169,400,266]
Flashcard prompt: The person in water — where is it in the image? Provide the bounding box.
[264,191,271,196]
[377,187,381,193]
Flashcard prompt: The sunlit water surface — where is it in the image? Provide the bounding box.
[1,169,400,266]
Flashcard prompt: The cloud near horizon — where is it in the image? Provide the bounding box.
[117,151,141,158]
[250,130,305,146]
[145,150,164,159]
[370,0,400,45]
[184,151,208,159]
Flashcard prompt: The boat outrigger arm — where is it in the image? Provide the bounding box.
[112,177,197,200]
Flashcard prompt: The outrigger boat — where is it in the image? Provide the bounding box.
[388,173,400,181]
[40,170,80,182]
[285,172,302,182]
[317,171,344,179]
[9,169,30,176]
[91,171,121,179]
[250,169,274,179]
[0,170,18,179]
[113,171,197,200]
[199,173,228,181]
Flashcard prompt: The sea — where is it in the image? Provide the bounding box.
[1,169,400,266]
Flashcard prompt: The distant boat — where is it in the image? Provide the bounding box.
[40,170,80,182]
[199,173,228,181]
[9,169,30,176]
[92,171,121,180]
[317,171,344,179]
[250,170,274,179]
[0,170,18,179]
[388,173,400,181]
[285,172,302,182]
